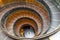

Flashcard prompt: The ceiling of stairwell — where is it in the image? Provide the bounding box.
[0,0,60,40]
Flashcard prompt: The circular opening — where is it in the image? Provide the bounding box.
[20,24,35,38]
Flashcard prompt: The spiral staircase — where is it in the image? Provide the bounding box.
[0,0,60,40]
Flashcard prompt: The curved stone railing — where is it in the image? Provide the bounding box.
[0,0,60,40]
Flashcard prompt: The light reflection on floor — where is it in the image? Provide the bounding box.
[24,28,35,38]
